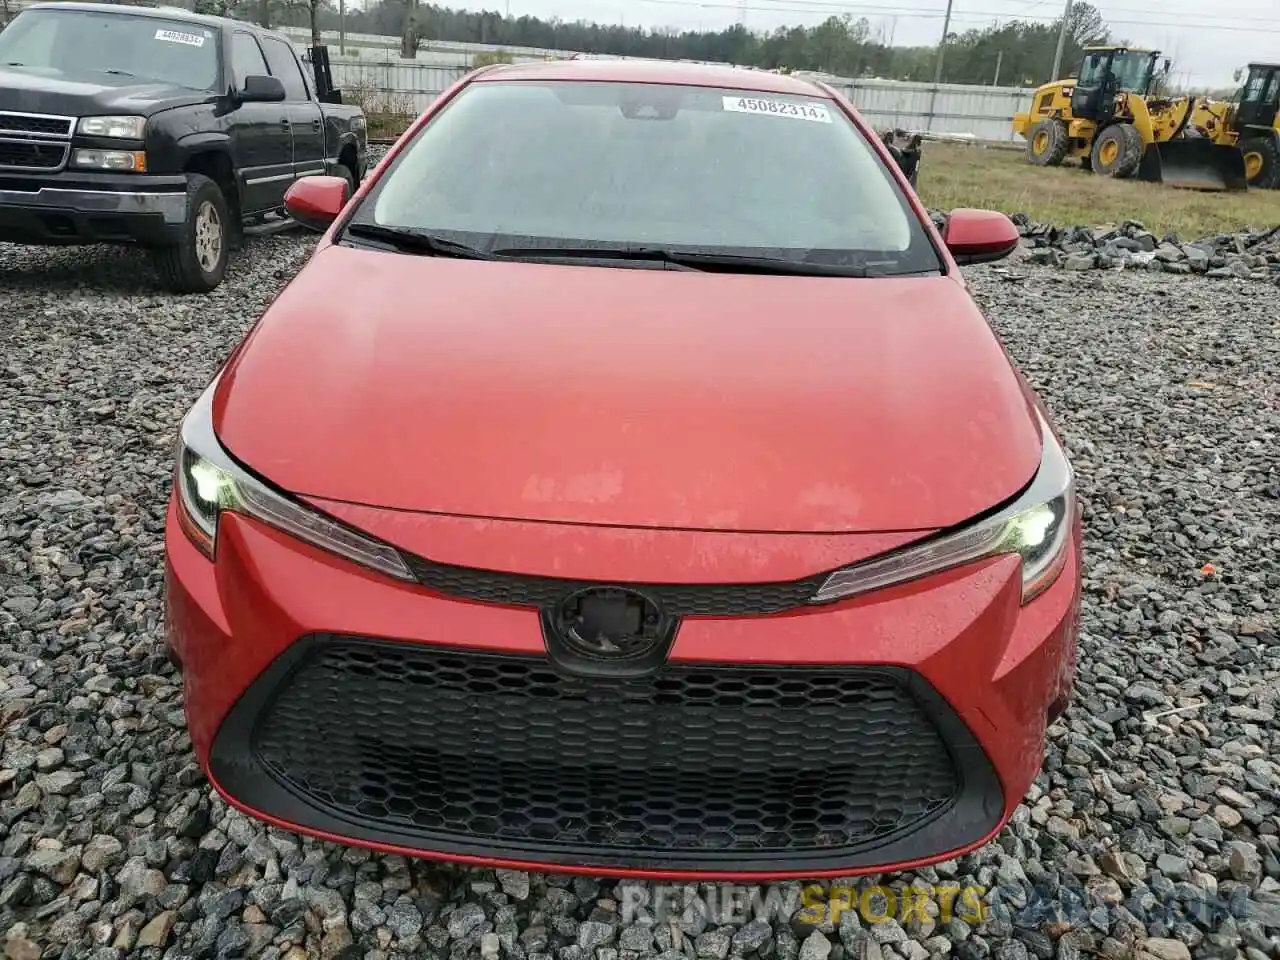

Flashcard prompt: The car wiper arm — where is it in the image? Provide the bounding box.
[489,245,874,276]
[343,223,500,260]
[488,245,704,271]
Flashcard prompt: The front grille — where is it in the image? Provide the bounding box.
[0,113,74,137]
[404,555,828,616]
[212,635,1004,871]
[0,139,68,171]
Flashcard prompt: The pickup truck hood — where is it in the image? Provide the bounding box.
[0,65,212,117]
[214,244,1043,534]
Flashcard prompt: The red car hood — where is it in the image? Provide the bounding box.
[214,244,1041,534]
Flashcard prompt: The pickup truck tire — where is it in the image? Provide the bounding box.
[152,173,230,294]
[335,162,357,198]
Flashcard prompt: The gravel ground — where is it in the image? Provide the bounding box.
[1,228,1278,960]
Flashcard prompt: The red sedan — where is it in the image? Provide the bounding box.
[164,58,1082,881]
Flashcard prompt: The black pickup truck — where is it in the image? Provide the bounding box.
[0,1,368,292]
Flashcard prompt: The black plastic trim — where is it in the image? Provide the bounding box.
[404,552,830,617]
[210,634,1007,874]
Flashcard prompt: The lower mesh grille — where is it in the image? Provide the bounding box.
[212,636,1003,870]
[0,140,66,170]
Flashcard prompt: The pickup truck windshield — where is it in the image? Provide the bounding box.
[350,80,941,276]
[0,9,220,92]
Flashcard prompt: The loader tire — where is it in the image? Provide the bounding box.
[1240,136,1279,189]
[1027,118,1069,167]
[1091,124,1143,179]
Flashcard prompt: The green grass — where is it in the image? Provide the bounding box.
[916,142,1280,239]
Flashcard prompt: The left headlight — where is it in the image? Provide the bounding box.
[77,115,147,139]
[811,410,1075,607]
[173,379,415,582]
[72,148,147,171]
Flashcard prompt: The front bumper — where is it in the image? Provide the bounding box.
[164,497,1081,880]
[0,171,188,246]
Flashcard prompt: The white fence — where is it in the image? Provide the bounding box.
[318,54,1037,141]
[326,58,469,114]
[287,27,1038,142]
[811,75,1038,142]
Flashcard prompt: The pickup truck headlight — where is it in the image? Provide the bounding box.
[174,379,414,582]
[77,115,147,139]
[811,410,1075,607]
[72,148,147,172]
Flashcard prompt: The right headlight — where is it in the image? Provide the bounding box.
[173,379,414,582]
[811,410,1075,607]
[77,115,147,139]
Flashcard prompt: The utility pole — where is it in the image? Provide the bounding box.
[1050,0,1073,81]
[993,49,1002,86]
[927,0,953,132]
[931,0,953,85]
[338,0,345,55]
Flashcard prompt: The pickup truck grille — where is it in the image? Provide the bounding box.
[0,112,74,172]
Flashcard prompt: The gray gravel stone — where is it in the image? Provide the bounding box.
[799,932,832,960]
[2,194,1279,958]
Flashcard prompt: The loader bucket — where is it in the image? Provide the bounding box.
[1137,141,1250,191]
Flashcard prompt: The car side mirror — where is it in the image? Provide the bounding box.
[943,208,1020,266]
[284,175,350,231]
[239,74,286,103]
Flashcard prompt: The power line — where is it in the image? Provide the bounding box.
[630,0,1280,34]
[668,0,1280,28]
[743,0,1280,21]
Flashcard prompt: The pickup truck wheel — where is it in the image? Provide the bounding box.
[336,163,357,198]
[152,174,230,294]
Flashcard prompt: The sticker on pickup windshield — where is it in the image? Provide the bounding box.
[155,28,206,46]
[722,96,832,123]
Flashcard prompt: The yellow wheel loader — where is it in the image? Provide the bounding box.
[1012,46,1249,191]
[1186,63,1280,189]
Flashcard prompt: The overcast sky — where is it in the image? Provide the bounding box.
[424,0,1279,87]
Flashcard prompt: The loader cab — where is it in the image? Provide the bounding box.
[1236,63,1280,131]
[1071,47,1162,121]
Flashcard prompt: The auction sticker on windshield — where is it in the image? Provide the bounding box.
[722,96,832,123]
[155,28,206,46]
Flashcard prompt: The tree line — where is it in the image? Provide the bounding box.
[187,0,1121,88]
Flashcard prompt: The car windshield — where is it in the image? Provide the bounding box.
[347,79,942,276]
[0,9,220,91]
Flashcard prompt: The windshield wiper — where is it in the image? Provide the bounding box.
[487,245,703,271]
[488,245,878,276]
[343,223,500,260]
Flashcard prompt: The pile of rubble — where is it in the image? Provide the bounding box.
[932,211,1280,281]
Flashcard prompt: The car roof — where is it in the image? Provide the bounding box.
[21,0,275,34]
[473,58,833,97]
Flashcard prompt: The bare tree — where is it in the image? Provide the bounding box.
[399,0,421,59]
[193,0,232,15]
[308,0,321,48]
